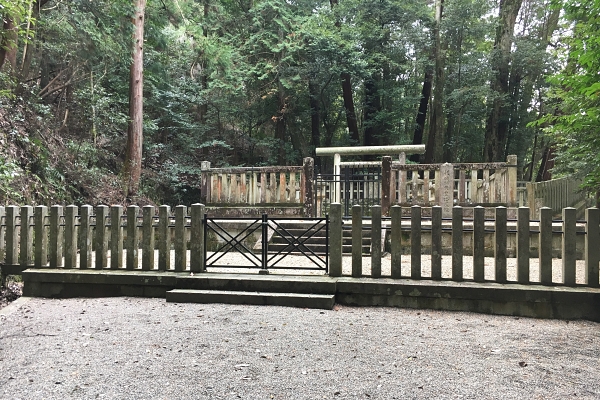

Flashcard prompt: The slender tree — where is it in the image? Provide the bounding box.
[123,0,146,197]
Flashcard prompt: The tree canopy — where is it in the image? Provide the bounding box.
[0,0,597,205]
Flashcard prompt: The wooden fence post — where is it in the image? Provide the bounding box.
[302,157,314,217]
[111,205,123,269]
[431,206,442,280]
[190,203,205,273]
[391,205,402,278]
[34,205,48,268]
[516,206,530,284]
[371,205,381,278]
[49,205,63,268]
[562,207,576,286]
[329,203,342,277]
[200,161,211,204]
[411,205,421,279]
[126,205,139,270]
[473,206,485,282]
[19,205,33,267]
[142,205,155,271]
[381,156,391,217]
[80,205,93,269]
[539,207,553,284]
[174,205,187,272]
[95,205,108,269]
[495,206,507,283]
[452,206,463,281]
[507,155,518,207]
[352,205,362,278]
[440,163,454,218]
[585,208,599,287]
[64,205,78,269]
[158,205,171,271]
[5,206,18,265]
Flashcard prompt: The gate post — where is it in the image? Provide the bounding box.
[381,156,391,217]
[259,214,269,274]
[329,203,342,277]
[302,157,314,217]
[190,203,205,273]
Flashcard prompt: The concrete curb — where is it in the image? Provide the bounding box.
[0,296,32,317]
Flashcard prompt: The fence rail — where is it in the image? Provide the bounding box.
[1,203,598,289]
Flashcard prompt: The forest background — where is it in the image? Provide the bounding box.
[0,0,598,207]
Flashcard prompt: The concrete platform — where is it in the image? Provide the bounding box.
[166,289,335,309]
[20,268,600,321]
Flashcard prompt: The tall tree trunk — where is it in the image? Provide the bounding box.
[199,0,209,123]
[0,17,17,73]
[425,0,445,163]
[341,72,360,144]
[410,66,433,163]
[275,83,287,164]
[309,79,320,151]
[363,74,382,149]
[330,0,360,145]
[18,0,49,88]
[483,0,523,162]
[123,0,146,197]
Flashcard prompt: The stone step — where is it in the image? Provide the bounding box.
[166,289,335,309]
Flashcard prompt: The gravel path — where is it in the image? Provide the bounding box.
[1,297,599,399]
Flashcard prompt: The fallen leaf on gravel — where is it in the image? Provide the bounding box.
[519,361,528,367]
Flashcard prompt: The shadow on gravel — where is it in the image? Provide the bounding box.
[0,277,23,310]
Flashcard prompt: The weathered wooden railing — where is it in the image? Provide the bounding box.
[200,158,314,216]
[388,155,517,214]
[328,204,600,288]
[527,176,590,218]
[1,203,599,289]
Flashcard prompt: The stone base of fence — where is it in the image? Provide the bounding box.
[20,269,600,322]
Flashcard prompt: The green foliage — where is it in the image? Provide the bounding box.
[536,0,600,194]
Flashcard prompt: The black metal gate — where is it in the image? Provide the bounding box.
[314,164,382,217]
[204,215,328,273]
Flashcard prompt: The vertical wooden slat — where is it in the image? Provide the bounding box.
[19,205,33,267]
[371,205,381,278]
[142,205,155,271]
[452,206,463,281]
[260,172,267,203]
[458,170,466,204]
[280,172,286,202]
[49,205,63,268]
[126,205,139,270]
[483,169,490,203]
[562,207,576,286]
[79,205,93,269]
[585,208,600,287]
[329,203,343,277]
[270,173,276,203]
[411,205,421,279]
[95,205,108,269]
[190,203,205,273]
[400,170,407,203]
[473,206,485,282]
[174,205,187,272]
[391,205,402,278]
[434,170,441,204]
[516,206,530,284]
[34,205,48,268]
[158,205,171,271]
[352,205,362,278]
[110,205,123,269]
[411,171,418,203]
[423,171,430,206]
[431,206,442,280]
[390,168,397,204]
[495,206,507,283]
[471,170,478,203]
[64,205,77,269]
[5,206,18,265]
[539,207,553,285]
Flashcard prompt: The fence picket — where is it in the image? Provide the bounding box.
[562,207,576,286]
[142,206,155,271]
[49,205,63,268]
[539,207,553,285]
[126,205,139,270]
[411,205,421,279]
[516,207,530,284]
[34,205,48,268]
[431,206,442,280]
[585,208,600,287]
[95,206,108,269]
[64,205,77,269]
[80,205,93,269]
[351,205,362,278]
[158,205,171,271]
[174,205,187,272]
[6,206,18,265]
[391,205,402,278]
[452,206,463,281]
[495,207,507,283]
[110,205,123,269]
[371,205,382,278]
[20,205,33,267]
[473,206,485,282]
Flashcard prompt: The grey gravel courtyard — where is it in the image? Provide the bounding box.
[1,296,599,399]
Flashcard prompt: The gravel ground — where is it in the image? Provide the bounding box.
[1,297,599,399]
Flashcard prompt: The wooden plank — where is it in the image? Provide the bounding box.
[80,205,93,269]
